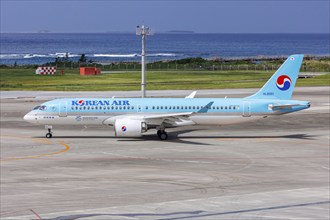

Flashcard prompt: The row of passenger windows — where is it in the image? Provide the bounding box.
[148,105,239,110]
[71,105,240,111]
[71,106,135,110]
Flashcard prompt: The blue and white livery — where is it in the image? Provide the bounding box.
[24,55,310,140]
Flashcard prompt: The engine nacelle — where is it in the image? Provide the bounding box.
[114,119,148,137]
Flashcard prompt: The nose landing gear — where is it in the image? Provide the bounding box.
[45,125,53,138]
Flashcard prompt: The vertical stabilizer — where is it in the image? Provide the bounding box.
[246,54,304,100]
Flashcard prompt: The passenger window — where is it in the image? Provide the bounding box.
[132,106,134,110]
[165,106,167,109]
[146,106,148,110]
[225,106,227,110]
[123,106,126,110]
[161,106,163,109]
[95,107,98,110]
[152,106,155,110]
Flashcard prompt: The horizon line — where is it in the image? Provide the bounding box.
[1,32,330,34]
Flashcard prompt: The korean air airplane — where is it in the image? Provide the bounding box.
[24,54,310,140]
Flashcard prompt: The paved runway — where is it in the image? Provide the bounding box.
[1,87,329,220]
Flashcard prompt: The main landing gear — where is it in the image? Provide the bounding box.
[157,130,168,140]
[45,125,53,138]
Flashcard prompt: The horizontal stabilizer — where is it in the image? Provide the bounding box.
[269,104,303,111]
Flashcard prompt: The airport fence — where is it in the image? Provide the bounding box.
[52,62,329,72]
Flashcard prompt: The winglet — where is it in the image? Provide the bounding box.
[185,91,197,98]
[197,102,214,113]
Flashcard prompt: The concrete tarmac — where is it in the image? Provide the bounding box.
[1,87,329,220]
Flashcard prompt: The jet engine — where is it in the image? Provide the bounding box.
[114,119,148,137]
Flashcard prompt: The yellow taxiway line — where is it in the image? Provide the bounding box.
[0,135,70,162]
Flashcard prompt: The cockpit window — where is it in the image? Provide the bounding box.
[39,105,47,111]
[33,105,47,111]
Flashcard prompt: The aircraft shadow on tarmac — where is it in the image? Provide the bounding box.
[34,130,317,146]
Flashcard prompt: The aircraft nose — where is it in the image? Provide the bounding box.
[24,112,36,123]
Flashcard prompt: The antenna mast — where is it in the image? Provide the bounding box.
[136,25,152,98]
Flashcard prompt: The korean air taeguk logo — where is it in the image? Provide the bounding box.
[77,100,85,105]
[276,75,292,91]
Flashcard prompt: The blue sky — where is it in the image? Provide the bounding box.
[1,0,329,33]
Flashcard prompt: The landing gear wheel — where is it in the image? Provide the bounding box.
[157,130,162,137]
[159,132,168,140]
[46,133,52,138]
[45,127,52,138]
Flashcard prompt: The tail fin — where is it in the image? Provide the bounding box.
[246,54,304,100]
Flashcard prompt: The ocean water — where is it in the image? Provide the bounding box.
[0,33,329,65]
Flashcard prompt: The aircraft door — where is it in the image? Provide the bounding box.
[243,102,251,117]
[59,102,68,117]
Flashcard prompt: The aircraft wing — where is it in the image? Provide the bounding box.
[103,112,195,127]
[142,112,195,127]
[185,91,197,98]
[142,112,194,119]
[103,101,215,127]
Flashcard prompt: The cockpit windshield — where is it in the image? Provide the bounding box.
[33,105,47,111]
[39,105,47,110]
